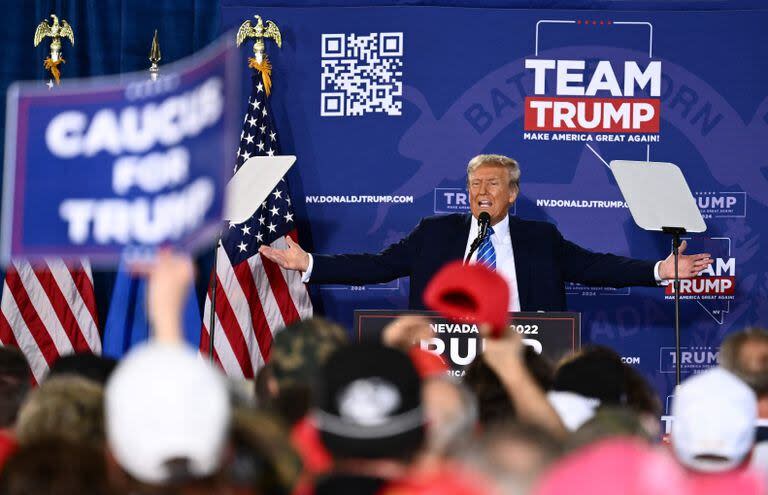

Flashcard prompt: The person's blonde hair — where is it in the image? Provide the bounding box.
[466,154,521,190]
[720,327,768,395]
[15,376,104,447]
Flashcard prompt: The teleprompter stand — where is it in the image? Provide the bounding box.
[610,161,706,386]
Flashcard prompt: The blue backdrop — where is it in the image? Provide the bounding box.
[222,1,768,413]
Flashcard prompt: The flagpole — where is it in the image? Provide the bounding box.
[145,30,161,340]
[208,16,282,365]
[208,242,219,362]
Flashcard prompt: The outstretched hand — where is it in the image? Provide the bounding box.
[258,236,310,272]
[658,240,713,279]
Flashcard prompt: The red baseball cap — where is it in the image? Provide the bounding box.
[423,261,510,338]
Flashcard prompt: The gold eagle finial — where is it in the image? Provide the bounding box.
[34,14,75,48]
[236,15,282,49]
[34,14,75,86]
[235,15,282,96]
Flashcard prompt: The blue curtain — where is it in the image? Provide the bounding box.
[1,0,221,328]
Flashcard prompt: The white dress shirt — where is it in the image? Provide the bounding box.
[464,214,521,312]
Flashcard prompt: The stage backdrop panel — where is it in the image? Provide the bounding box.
[221,2,768,410]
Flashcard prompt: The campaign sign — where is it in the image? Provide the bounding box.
[355,310,581,375]
[1,34,240,265]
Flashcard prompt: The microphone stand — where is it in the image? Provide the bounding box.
[465,214,491,264]
[465,226,490,264]
[465,234,487,264]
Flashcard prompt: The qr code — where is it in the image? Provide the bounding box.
[321,32,403,117]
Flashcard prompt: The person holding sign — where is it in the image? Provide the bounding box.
[260,154,713,311]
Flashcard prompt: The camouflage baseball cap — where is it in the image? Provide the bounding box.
[270,317,348,387]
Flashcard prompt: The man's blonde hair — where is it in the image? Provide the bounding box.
[466,154,521,189]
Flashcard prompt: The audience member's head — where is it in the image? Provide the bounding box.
[0,439,110,495]
[48,352,118,385]
[0,347,31,429]
[421,376,477,457]
[227,408,302,495]
[533,438,688,495]
[264,317,348,425]
[463,353,515,426]
[720,327,768,398]
[462,421,561,494]
[105,343,231,491]
[464,345,552,427]
[671,367,757,473]
[15,376,104,447]
[313,344,425,462]
[568,407,653,451]
[524,346,555,391]
[553,346,626,404]
[622,364,662,437]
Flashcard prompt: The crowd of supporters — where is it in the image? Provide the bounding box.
[0,251,766,494]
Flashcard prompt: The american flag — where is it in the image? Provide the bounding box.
[0,259,101,384]
[199,70,313,378]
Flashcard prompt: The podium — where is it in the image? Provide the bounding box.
[354,310,581,373]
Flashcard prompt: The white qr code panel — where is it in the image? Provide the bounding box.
[321,32,403,117]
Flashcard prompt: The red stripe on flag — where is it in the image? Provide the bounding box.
[200,325,225,370]
[0,311,19,348]
[33,269,89,353]
[260,255,301,327]
[233,261,273,361]
[69,263,99,331]
[5,270,60,367]
[211,277,255,378]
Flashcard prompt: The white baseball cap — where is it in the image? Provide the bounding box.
[671,367,757,472]
[547,391,600,431]
[105,343,231,484]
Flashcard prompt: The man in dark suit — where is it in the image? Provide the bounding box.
[259,155,712,311]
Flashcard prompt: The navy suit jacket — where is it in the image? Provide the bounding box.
[310,213,657,311]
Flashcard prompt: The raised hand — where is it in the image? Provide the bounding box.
[658,240,713,279]
[258,235,310,272]
[130,250,195,344]
[381,315,434,351]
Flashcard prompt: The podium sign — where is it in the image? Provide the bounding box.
[354,310,580,374]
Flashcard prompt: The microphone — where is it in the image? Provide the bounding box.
[477,212,491,240]
[465,212,492,264]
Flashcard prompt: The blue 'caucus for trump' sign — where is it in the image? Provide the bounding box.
[221,2,768,407]
[1,35,240,265]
